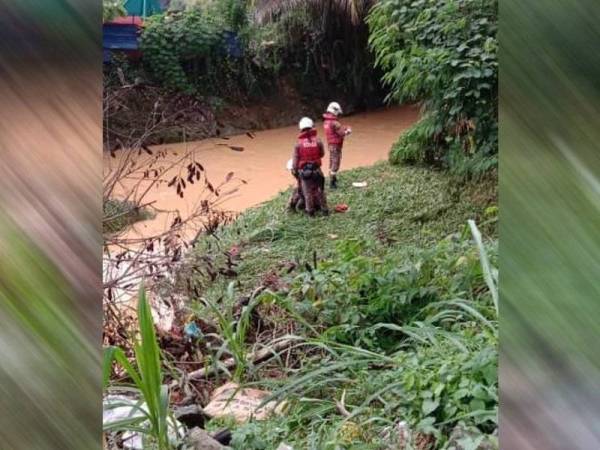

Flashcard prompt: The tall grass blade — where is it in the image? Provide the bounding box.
[468,219,499,315]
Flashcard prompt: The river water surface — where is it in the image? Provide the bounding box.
[106,105,419,240]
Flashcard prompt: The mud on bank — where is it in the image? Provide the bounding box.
[103,77,374,150]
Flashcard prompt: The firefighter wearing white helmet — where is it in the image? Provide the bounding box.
[327,102,343,115]
[288,117,329,216]
[298,116,314,130]
[323,102,352,189]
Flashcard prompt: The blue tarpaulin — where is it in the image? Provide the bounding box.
[103,23,140,51]
[103,14,243,64]
[103,17,142,63]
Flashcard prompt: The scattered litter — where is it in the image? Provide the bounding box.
[204,382,285,423]
[217,143,245,152]
[352,181,367,188]
[334,204,349,213]
[286,159,293,171]
[148,292,175,334]
[103,395,184,450]
[380,420,410,448]
[328,234,338,240]
[184,322,203,340]
[276,443,294,450]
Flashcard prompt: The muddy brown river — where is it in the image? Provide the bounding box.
[106,105,419,240]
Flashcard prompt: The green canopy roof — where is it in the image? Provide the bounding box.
[124,0,163,17]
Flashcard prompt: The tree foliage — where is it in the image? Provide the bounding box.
[140,3,278,96]
[367,0,498,178]
[141,9,226,92]
[253,0,375,26]
[138,0,385,106]
[103,0,127,22]
[253,0,384,108]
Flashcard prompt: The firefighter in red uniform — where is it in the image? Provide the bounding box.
[291,117,329,216]
[322,101,351,189]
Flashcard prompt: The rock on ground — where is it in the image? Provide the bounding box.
[187,427,229,450]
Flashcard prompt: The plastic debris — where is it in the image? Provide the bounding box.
[334,204,349,213]
[276,444,294,450]
[184,321,203,340]
[352,181,367,187]
[103,395,185,450]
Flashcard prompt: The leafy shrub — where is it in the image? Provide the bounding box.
[230,230,498,449]
[103,0,126,22]
[368,0,498,178]
[390,114,440,165]
[140,3,284,97]
[276,233,496,353]
[141,9,228,93]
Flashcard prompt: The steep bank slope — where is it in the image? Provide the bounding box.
[182,162,498,448]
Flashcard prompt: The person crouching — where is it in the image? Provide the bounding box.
[323,101,351,189]
[291,117,329,217]
[286,158,305,212]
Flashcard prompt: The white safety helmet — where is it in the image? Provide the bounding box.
[327,101,343,115]
[298,117,314,131]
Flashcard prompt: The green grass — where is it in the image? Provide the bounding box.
[191,162,496,302]
[104,287,179,449]
[182,162,498,449]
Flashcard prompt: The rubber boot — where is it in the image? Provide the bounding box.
[330,175,338,189]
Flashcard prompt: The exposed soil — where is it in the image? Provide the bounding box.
[104,78,333,149]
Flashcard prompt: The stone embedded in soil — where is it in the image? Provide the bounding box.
[187,427,229,450]
[203,382,284,423]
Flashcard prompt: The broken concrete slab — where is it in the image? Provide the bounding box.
[203,382,285,423]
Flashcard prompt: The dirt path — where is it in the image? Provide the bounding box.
[107,105,419,239]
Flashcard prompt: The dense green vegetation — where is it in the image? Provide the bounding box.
[111,1,384,106]
[140,2,270,96]
[105,0,498,177]
[368,0,498,178]
[103,0,126,22]
[103,2,499,448]
[184,163,498,448]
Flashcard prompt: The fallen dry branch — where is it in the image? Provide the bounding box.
[170,338,294,389]
[335,389,352,418]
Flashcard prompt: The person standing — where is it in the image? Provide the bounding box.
[291,117,329,216]
[322,101,352,189]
